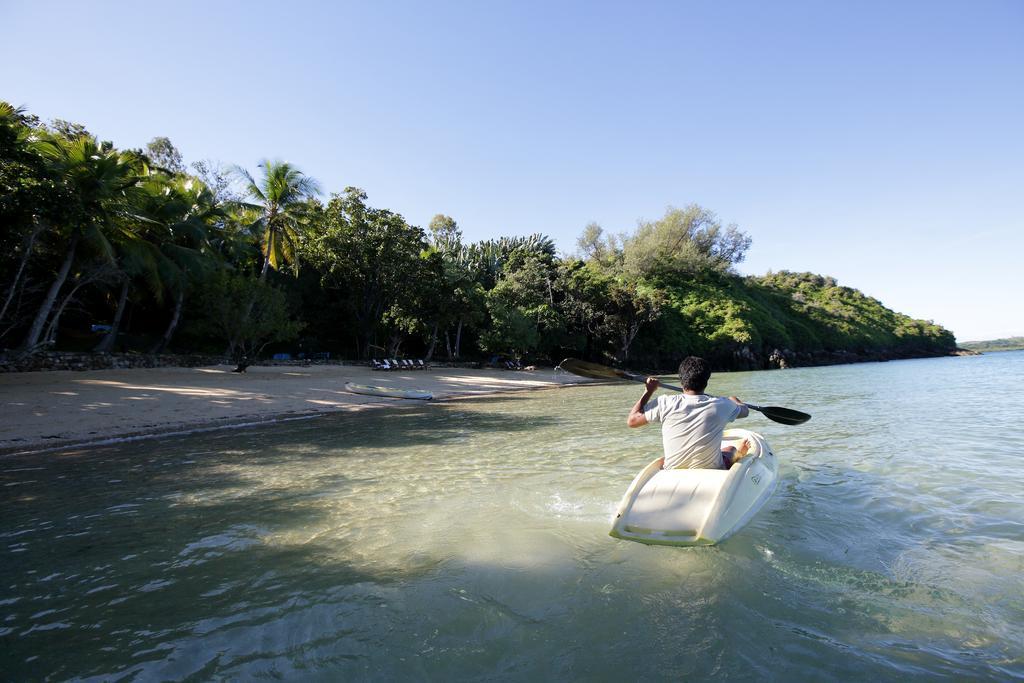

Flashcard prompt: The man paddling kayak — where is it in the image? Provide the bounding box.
[627,356,750,470]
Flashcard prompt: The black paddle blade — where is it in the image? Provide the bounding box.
[557,358,632,381]
[753,405,811,425]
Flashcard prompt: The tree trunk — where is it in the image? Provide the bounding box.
[387,332,403,358]
[150,288,185,354]
[425,320,439,361]
[618,322,641,363]
[95,279,130,352]
[363,329,375,360]
[228,259,269,356]
[22,231,80,351]
[0,220,45,325]
[454,318,464,360]
[43,308,63,347]
[43,274,87,346]
[232,288,261,355]
[445,329,453,360]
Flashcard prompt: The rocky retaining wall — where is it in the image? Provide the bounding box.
[0,352,229,373]
[0,351,485,373]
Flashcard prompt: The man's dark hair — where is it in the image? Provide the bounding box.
[679,356,711,392]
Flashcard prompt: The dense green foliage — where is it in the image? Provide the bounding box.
[960,337,1024,352]
[0,102,957,370]
[628,270,955,369]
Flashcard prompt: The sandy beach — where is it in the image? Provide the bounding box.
[0,364,585,453]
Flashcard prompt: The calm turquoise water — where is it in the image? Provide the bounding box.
[2,352,1023,680]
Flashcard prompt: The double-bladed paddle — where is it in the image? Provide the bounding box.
[557,357,811,426]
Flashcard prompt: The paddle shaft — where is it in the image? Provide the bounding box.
[620,370,751,407]
[612,367,809,425]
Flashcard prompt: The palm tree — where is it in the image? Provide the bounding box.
[219,160,319,358]
[0,102,41,328]
[147,176,223,353]
[92,174,176,353]
[92,171,227,354]
[233,160,321,279]
[20,135,145,351]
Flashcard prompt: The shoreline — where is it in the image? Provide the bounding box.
[1,346,975,376]
[0,364,587,455]
[1,352,983,456]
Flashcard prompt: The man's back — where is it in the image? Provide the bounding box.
[644,393,742,469]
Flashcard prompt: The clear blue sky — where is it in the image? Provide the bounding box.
[2,0,1021,341]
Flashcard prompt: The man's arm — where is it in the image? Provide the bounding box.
[728,396,750,419]
[627,377,660,428]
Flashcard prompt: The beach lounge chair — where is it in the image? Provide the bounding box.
[416,359,427,370]
[371,359,387,370]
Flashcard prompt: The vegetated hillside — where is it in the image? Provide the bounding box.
[960,336,1024,352]
[630,270,957,372]
[0,101,960,374]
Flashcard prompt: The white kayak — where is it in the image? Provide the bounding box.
[609,428,777,546]
[344,382,433,400]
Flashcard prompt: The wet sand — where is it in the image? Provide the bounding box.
[0,364,585,453]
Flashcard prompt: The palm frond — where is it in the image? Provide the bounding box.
[231,164,267,204]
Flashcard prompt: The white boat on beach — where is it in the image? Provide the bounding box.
[610,428,777,546]
[344,382,433,400]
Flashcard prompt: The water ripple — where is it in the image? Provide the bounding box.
[2,353,1023,679]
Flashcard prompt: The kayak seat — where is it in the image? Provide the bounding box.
[622,468,729,534]
[610,429,777,546]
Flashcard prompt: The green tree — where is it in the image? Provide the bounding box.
[191,159,242,204]
[461,233,557,289]
[145,136,186,175]
[603,280,665,362]
[575,222,622,273]
[553,259,613,360]
[91,220,162,353]
[0,102,63,336]
[621,204,751,279]
[140,175,224,353]
[193,270,303,359]
[93,170,193,353]
[20,134,146,351]
[302,188,428,357]
[379,249,446,357]
[47,118,91,140]
[421,215,490,360]
[479,297,539,358]
[479,253,565,360]
[428,213,462,252]
[234,160,321,279]
[442,278,486,360]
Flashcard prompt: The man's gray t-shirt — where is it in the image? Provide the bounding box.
[643,394,742,469]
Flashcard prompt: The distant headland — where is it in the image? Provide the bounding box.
[959,337,1024,353]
